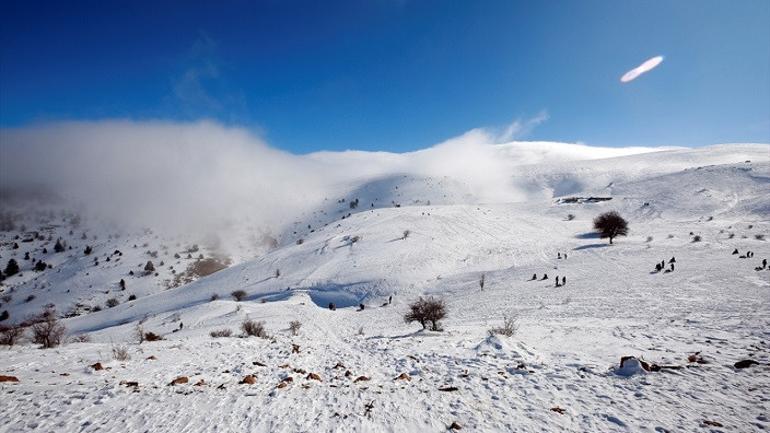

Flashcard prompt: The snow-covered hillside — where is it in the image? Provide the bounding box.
[1,142,769,432]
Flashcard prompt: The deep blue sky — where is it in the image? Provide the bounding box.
[1,0,768,153]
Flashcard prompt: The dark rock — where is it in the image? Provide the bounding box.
[734,359,759,369]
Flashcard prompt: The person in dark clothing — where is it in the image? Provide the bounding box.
[562,276,566,285]
[670,263,675,272]
[763,258,767,269]
[542,273,548,280]
[555,276,560,287]
[669,257,676,263]
[179,322,183,330]
[732,248,739,255]
[531,273,537,280]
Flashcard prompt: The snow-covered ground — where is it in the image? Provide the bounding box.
[1,143,769,432]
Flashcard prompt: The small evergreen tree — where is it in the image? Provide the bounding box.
[4,259,20,276]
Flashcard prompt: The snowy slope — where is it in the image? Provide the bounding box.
[1,142,769,433]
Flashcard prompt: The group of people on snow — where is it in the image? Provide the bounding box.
[654,257,676,273]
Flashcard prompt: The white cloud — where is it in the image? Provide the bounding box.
[621,56,664,83]
[498,110,550,142]
[0,118,668,247]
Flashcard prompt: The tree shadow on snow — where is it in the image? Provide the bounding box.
[575,232,601,239]
[573,243,609,250]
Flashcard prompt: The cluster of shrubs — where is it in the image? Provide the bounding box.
[210,319,301,339]
[0,307,66,348]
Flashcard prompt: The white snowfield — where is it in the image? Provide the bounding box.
[1,142,769,433]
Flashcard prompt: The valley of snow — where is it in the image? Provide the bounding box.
[1,140,769,432]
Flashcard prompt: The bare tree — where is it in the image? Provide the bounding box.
[30,307,66,348]
[289,320,302,336]
[231,290,247,301]
[0,324,24,346]
[134,322,145,344]
[404,297,447,331]
[593,211,629,244]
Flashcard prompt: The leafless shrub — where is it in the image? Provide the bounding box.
[105,298,119,308]
[134,323,145,344]
[0,325,24,346]
[288,320,301,336]
[692,235,702,242]
[755,234,765,241]
[488,314,519,337]
[31,307,66,348]
[402,230,410,240]
[241,319,268,338]
[209,328,233,338]
[112,344,131,361]
[231,290,247,301]
[69,334,91,343]
[404,297,447,331]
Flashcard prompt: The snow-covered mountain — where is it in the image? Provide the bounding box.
[1,141,769,433]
